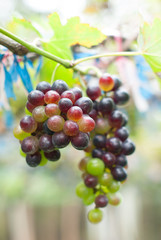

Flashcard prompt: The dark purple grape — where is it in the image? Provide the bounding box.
[71,132,89,150]
[71,87,82,102]
[42,121,54,135]
[52,131,70,148]
[122,113,128,126]
[98,97,115,115]
[36,81,51,94]
[95,194,108,208]
[86,85,101,100]
[115,154,127,167]
[58,98,73,113]
[52,80,69,95]
[115,127,129,141]
[26,152,41,167]
[75,97,93,114]
[93,101,99,111]
[44,149,61,161]
[84,174,98,188]
[28,90,45,106]
[114,89,130,105]
[106,137,122,154]
[122,139,135,155]
[93,135,106,149]
[21,136,39,154]
[102,152,116,167]
[92,149,104,159]
[111,166,127,181]
[112,76,122,91]
[89,109,98,121]
[39,134,54,152]
[108,110,123,128]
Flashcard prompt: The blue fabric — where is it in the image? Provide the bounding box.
[3,64,16,99]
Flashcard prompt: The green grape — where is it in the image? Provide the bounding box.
[25,107,32,116]
[88,208,103,224]
[98,172,113,187]
[13,125,30,140]
[76,182,93,198]
[39,151,48,166]
[83,193,95,206]
[86,158,105,176]
[19,148,26,157]
[106,192,122,206]
[108,180,120,193]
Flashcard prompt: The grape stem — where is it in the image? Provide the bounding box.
[0,27,143,69]
[51,63,61,85]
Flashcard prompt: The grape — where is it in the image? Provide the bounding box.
[102,152,116,167]
[114,89,130,105]
[52,131,70,148]
[122,139,135,155]
[36,81,51,94]
[26,101,35,113]
[95,118,110,134]
[111,166,127,181]
[122,113,128,126]
[47,115,65,132]
[28,90,45,106]
[92,149,104,159]
[108,180,120,193]
[115,127,129,141]
[89,109,98,121]
[84,174,98,188]
[67,106,83,122]
[98,172,113,186]
[71,87,82,102]
[83,194,95,206]
[21,136,39,154]
[95,194,108,208]
[86,85,101,100]
[44,149,61,161]
[45,104,60,117]
[39,151,48,166]
[75,97,93,114]
[93,101,99,111]
[58,98,73,113]
[44,90,60,104]
[39,134,54,152]
[71,132,89,150]
[112,76,122,91]
[88,209,103,224]
[13,124,30,140]
[108,110,123,128]
[106,192,122,206]
[99,73,114,92]
[32,106,47,122]
[20,116,37,133]
[26,152,41,167]
[77,115,95,133]
[98,97,115,115]
[106,137,122,154]
[42,121,54,135]
[63,120,79,136]
[61,90,75,103]
[115,154,127,167]
[93,135,106,149]
[86,158,105,176]
[76,182,93,198]
[52,80,69,95]
[78,157,89,171]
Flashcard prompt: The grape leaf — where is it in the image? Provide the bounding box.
[138,18,161,79]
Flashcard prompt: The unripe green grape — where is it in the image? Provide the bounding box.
[88,208,103,224]
[106,192,122,206]
[13,125,30,140]
[19,148,26,157]
[25,107,32,116]
[98,172,113,187]
[76,182,93,198]
[32,106,47,122]
[78,157,90,171]
[39,151,48,166]
[95,118,110,134]
[108,180,120,193]
[83,193,95,206]
[86,158,105,176]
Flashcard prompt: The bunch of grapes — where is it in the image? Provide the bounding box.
[76,74,135,224]
[13,80,95,167]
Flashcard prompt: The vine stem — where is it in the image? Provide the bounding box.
[0,27,143,69]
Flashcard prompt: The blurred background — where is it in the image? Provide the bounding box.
[0,0,161,239]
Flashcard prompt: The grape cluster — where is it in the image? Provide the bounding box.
[13,80,95,167]
[76,73,135,224]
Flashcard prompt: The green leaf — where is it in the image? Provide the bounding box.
[138,18,161,79]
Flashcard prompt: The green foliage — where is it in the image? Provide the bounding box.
[138,18,161,79]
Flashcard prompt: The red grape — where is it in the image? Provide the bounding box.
[20,116,37,133]
[44,90,60,104]
[47,115,65,132]
[28,90,45,106]
[63,120,79,136]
